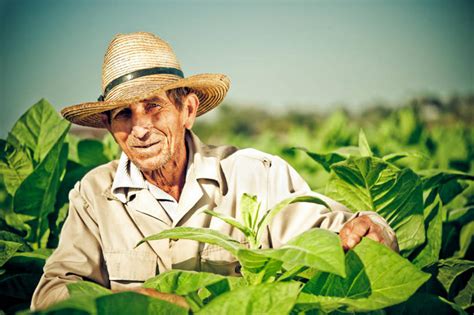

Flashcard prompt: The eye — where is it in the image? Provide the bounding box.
[146,102,163,111]
[113,108,131,120]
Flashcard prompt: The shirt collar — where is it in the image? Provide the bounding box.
[111,151,146,203]
[186,130,221,183]
[111,130,223,203]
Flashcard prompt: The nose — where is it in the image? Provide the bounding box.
[131,125,149,139]
[130,111,152,139]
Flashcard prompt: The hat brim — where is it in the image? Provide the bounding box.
[61,73,230,128]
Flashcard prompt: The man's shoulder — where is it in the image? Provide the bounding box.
[225,147,274,164]
[191,131,281,169]
[205,142,284,172]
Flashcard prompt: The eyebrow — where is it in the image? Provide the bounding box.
[141,96,167,103]
[111,106,129,117]
[110,96,169,118]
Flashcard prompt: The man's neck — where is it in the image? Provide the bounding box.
[141,140,188,202]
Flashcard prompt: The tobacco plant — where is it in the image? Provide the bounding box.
[0,100,472,314]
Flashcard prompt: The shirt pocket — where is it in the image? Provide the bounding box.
[200,244,243,276]
[104,250,157,282]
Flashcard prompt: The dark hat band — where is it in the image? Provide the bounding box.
[98,67,184,101]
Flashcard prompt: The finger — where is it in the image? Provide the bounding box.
[340,220,354,236]
[345,234,361,251]
[368,221,383,235]
[367,222,387,244]
[340,218,365,251]
[366,232,383,243]
[351,218,371,237]
[340,233,349,251]
[340,231,350,251]
[338,221,353,249]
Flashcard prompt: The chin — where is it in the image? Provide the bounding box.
[133,154,171,172]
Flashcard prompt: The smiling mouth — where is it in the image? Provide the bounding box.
[133,141,160,149]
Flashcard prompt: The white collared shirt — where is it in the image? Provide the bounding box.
[32,130,400,310]
[111,142,193,223]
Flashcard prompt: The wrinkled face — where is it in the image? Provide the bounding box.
[105,90,196,172]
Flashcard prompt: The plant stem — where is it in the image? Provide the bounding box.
[186,291,205,312]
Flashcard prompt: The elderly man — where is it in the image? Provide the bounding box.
[31,32,397,310]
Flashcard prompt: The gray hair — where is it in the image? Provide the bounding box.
[166,87,192,110]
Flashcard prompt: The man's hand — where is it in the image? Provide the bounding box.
[339,215,395,251]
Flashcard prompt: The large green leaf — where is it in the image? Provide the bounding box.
[0,230,31,252]
[458,221,474,259]
[297,147,346,172]
[439,180,469,206]
[65,133,81,164]
[144,270,225,295]
[47,203,70,249]
[0,141,34,195]
[240,228,345,277]
[386,292,467,315]
[411,196,443,268]
[32,291,188,315]
[34,296,96,315]
[236,248,277,274]
[256,196,330,246]
[96,291,188,315]
[49,161,94,248]
[300,238,430,312]
[67,281,112,298]
[138,227,243,256]
[327,156,425,252]
[382,151,425,164]
[420,170,474,192]
[0,271,42,301]
[7,99,70,164]
[55,162,94,210]
[198,282,301,315]
[3,210,33,237]
[77,139,110,167]
[436,258,474,295]
[235,249,283,284]
[453,273,473,310]
[0,240,22,268]
[204,277,243,297]
[8,248,53,273]
[101,133,121,161]
[446,205,473,224]
[296,293,346,313]
[13,132,69,245]
[358,129,373,157]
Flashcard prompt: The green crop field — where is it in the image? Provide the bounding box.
[0,97,472,314]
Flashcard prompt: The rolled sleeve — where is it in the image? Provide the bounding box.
[267,156,354,247]
[267,156,398,250]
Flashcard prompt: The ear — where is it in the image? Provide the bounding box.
[100,112,112,132]
[182,93,199,129]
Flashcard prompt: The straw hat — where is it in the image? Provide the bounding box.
[61,32,230,128]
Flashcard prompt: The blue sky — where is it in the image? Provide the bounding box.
[0,0,473,136]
